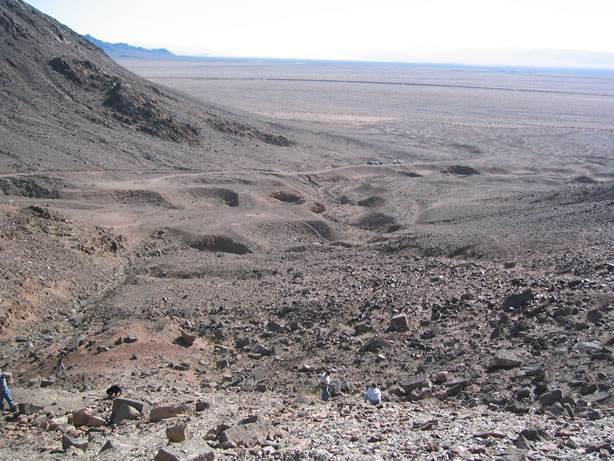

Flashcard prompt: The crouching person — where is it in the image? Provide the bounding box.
[364,382,382,405]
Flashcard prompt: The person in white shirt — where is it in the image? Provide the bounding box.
[320,370,332,401]
[364,382,382,405]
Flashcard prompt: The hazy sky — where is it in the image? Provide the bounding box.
[25,0,614,63]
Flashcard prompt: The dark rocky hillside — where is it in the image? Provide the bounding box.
[0,0,293,172]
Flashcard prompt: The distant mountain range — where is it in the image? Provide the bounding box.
[82,34,614,69]
[84,34,175,59]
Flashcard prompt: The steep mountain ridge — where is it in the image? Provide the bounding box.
[0,0,293,172]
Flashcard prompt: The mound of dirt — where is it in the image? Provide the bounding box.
[444,165,480,176]
[271,190,304,204]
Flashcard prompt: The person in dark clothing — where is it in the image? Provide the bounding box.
[55,351,67,378]
[0,368,16,412]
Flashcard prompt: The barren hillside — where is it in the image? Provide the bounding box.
[0,0,613,459]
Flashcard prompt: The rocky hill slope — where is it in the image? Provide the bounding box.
[0,0,295,173]
[0,0,612,459]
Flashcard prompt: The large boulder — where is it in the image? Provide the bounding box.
[181,330,196,346]
[150,405,189,421]
[154,443,215,461]
[110,398,146,424]
[218,421,273,448]
[167,423,190,443]
[399,376,432,395]
[73,408,105,427]
[112,397,146,414]
[16,402,43,415]
[111,404,140,425]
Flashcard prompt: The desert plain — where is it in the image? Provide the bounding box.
[1,1,614,459]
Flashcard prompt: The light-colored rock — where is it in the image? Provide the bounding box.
[33,415,49,430]
[167,423,190,442]
[72,408,104,427]
[218,421,273,448]
[150,405,189,421]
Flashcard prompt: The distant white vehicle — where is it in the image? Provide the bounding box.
[392,159,403,165]
[367,160,383,165]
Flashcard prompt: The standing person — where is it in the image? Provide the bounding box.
[320,369,332,401]
[364,382,382,405]
[0,368,16,412]
[55,350,67,378]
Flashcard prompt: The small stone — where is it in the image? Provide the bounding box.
[368,433,387,443]
[99,440,121,453]
[538,389,562,406]
[389,314,409,332]
[430,371,448,384]
[195,401,210,411]
[354,321,373,335]
[216,359,229,369]
[488,353,522,371]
